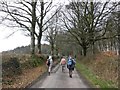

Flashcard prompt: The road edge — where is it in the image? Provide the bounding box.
[25,63,60,88]
[76,68,96,88]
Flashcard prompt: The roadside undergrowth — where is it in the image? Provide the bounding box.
[76,52,118,89]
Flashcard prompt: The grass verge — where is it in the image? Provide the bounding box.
[76,62,118,89]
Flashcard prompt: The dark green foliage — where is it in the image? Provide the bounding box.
[21,60,32,69]
[29,55,46,67]
[2,57,22,77]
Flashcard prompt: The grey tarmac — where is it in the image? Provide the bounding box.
[30,64,91,88]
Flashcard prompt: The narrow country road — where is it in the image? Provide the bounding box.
[30,64,90,88]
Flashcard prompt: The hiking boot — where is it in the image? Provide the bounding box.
[70,75,72,78]
[48,72,50,76]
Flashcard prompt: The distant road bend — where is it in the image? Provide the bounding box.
[30,64,91,88]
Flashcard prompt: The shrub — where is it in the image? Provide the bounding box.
[29,55,45,67]
[2,57,22,77]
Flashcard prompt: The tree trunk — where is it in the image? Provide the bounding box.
[30,1,37,55]
[37,1,44,54]
[82,46,87,56]
[118,8,120,89]
[37,35,42,54]
[51,40,54,56]
[118,7,120,56]
[30,31,35,55]
[92,41,95,54]
[51,44,54,56]
[80,50,83,55]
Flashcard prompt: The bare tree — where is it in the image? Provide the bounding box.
[31,1,37,55]
[45,13,60,56]
[62,1,118,56]
[0,0,37,55]
[0,0,61,54]
[36,0,62,54]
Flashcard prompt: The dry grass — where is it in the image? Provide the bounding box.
[79,51,118,87]
[2,53,59,88]
[2,65,47,88]
[2,53,31,63]
[2,53,47,88]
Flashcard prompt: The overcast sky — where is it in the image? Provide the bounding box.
[0,0,119,52]
[0,0,69,52]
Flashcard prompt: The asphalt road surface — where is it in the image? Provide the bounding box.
[30,64,90,88]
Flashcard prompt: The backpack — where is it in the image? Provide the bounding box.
[67,59,73,66]
[47,59,50,66]
[72,59,75,65]
[67,58,76,69]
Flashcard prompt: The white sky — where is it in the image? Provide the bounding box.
[0,0,69,52]
[0,25,50,52]
[0,0,119,52]
[0,27,29,52]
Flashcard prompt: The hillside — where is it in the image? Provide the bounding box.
[2,44,51,54]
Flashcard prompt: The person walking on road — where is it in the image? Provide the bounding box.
[67,55,76,78]
[46,55,53,76]
[60,56,66,72]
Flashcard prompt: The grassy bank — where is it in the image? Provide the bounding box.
[76,63,117,89]
[2,53,60,88]
[76,52,118,89]
[2,54,47,88]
